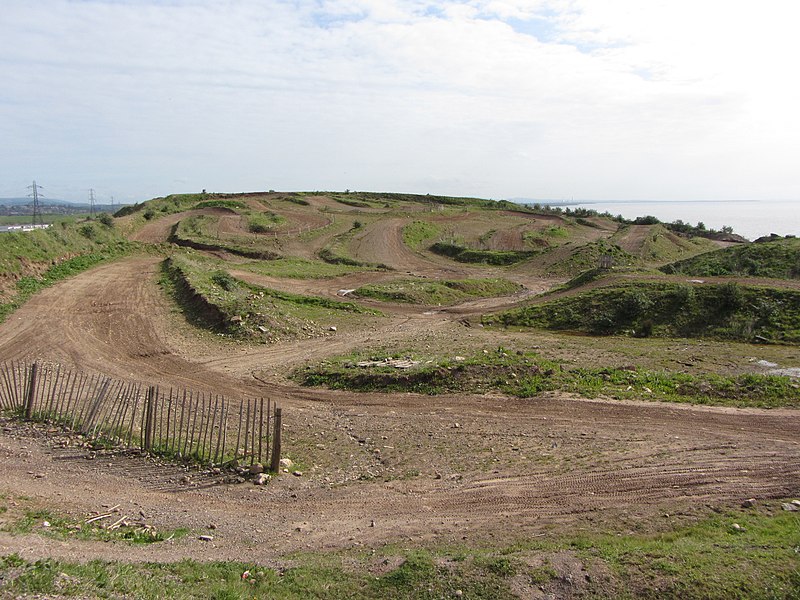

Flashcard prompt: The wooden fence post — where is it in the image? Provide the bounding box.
[24,362,38,419]
[269,406,282,473]
[144,386,155,452]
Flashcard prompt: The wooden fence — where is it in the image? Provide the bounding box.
[0,361,281,470]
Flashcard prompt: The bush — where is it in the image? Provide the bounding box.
[97,213,114,227]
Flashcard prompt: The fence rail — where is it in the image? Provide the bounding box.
[0,361,281,469]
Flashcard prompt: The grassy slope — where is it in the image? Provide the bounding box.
[0,219,135,322]
[161,255,377,342]
[484,280,800,343]
[662,237,800,278]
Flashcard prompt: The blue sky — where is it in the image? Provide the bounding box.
[1,0,799,204]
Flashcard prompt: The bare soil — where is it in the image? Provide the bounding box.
[0,210,798,568]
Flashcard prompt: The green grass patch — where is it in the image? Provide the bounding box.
[354,278,522,305]
[247,211,285,234]
[430,242,537,265]
[402,220,441,250]
[483,281,800,344]
[546,239,636,276]
[295,347,800,407]
[1,504,796,599]
[240,257,369,279]
[161,256,378,342]
[662,237,800,279]
[193,199,247,210]
[3,508,187,545]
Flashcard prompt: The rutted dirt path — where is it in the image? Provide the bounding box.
[0,222,799,564]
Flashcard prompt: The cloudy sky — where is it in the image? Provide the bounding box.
[1,0,799,204]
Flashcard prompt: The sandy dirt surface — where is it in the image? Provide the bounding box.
[0,212,798,566]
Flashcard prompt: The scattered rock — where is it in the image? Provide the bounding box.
[742,498,756,508]
[329,326,337,332]
[279,458,294,469]
[249,463,264,475]
[293,470,303,477]
[783,502,800,511]
[253,473,270,486]
[198,535,214,542]
[732,523,745,531]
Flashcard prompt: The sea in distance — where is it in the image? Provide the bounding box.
[533,199,800,242]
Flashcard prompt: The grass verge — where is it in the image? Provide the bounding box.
[0,503,797,599]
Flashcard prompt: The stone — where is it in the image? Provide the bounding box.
[782,502,799,511]
[293,470,303,477]
[249,463,264,475]
[742,498,756,508]
[279,458,294,469]
[329,326,337,332]
[253,473,270,486]
[198,535,214,542]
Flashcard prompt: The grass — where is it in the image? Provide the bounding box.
[247,211,285,233]
[0,217,124,278]
[354,278,522,305]
[240,257,369,279]
[402,220,442,250]
[161,255,378,342]
[1,503,797,599]
[662,237,800,279]
[430,241,538,265]
[546,239,636,276]
[294,347,800,408]
[0,214,90,225]
[3,507,187,545]
[484,280,800,344]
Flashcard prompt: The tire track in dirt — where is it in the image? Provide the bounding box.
[0,253,798,563]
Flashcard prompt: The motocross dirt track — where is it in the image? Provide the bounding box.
[0,212,798,565]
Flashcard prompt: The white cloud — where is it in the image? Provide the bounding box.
[0,0,798,202]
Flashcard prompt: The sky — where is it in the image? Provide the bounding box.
[1,0,799,205]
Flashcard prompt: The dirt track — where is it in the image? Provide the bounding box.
[1,213,799,564]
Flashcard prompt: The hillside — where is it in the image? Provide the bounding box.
[0,190,798,599]
[661,236,800,278]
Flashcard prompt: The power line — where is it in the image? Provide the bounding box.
[27,180,44,226]
[89,188,96,216]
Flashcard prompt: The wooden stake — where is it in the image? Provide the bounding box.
[24,362,38,420]
[269,406,282,473]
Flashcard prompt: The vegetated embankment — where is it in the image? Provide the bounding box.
[483,280,800,343]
